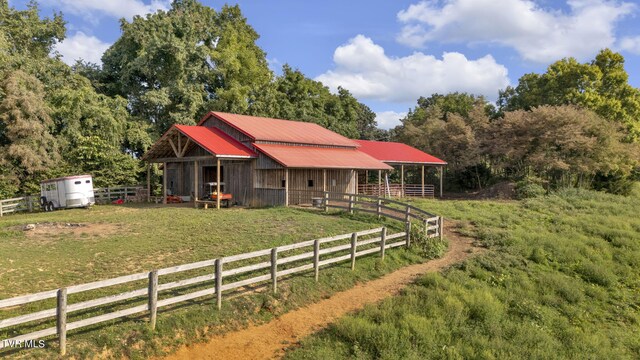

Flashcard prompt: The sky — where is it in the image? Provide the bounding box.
[10,0,640,129]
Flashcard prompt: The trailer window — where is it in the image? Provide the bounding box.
[86,180,91,184]
[75,181,81,185]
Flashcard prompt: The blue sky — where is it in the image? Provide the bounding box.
[11,0,640,129]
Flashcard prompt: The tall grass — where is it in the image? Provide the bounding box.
[286,189,640,359]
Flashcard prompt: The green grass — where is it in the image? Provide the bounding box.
[0,204,436,359]
[285,189,640,360]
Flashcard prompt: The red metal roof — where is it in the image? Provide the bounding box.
[355,140,447,165]
[254,143,392,170]
[175,125,256,158]
[200,112,358,147]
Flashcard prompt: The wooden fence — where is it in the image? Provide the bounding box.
[358,183,436,198]
[0,197,38,218]
[0,227,413,355]
[317,191,443,240]
[0,186,146,217]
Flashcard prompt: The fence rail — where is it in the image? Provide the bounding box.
[358,184,435,198]
[0,197,37,217]
[0,226,412,355]
[316,191,443,240]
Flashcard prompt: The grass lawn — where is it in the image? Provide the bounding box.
[285,189,640,359]
[0,204,438,359]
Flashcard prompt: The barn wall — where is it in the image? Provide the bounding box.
[223,161,254,206]
[202,116,253,146]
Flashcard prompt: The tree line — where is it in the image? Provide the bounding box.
[0,1,638,197]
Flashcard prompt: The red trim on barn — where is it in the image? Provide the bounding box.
[354,140,447,165]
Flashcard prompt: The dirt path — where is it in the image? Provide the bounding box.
[162,224,482,360]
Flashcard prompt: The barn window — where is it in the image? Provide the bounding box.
[74,181,81,185]
[281,179,286,188]
[308,180,314,187]
[331,179,337,186]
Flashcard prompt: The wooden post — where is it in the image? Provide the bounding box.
[215,259,222,309]
[216,158,221,210]
[405,207,411,248]
[439,166,444,198]
[271,248,278,294]
[365,170,368,186]
[348,194,354,214]
[324,192,329,212]
[350,232,357,270]
[400,164,405,197]
[27,196,33,212]
[439,216,444,241]
[421,165,425,197]
[147,163,152,201]
[193,160,199,206]
[0,200,3,217]
[284,168,289,207]
[57,288,67,355]
[380,227,387,260]
[148,270,158,330]
[313,239,320,281]
[323,169,327,193]
[162,162,168,204]
[378,170,382,196]
[376,199,382,219]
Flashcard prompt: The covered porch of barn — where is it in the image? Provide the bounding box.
[354,140,447,198]
[142,124,257,209]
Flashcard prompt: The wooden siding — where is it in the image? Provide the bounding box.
[256,152,283,169]
[252,188,286,207]
[255,169,286,189]
[202,116,253,145]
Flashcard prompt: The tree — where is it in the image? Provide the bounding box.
[498,49,640,141]
[487,105,638,189]
[101,1,273,134]
[0,70,59,193]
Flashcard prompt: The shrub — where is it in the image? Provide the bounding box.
[515,180,546,199]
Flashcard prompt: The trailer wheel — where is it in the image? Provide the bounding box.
[48,201,55,212]
[39,196,47,207]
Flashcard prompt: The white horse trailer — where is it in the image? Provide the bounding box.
[40,175,95,211]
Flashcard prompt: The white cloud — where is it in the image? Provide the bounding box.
[619,36,640,54]
[376,111,407,130]
[315,35,510,103]
[54,32,111,65]
[42,0,170,21]
[397,0,635,63]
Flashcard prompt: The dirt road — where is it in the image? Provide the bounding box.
[162,225,481,360]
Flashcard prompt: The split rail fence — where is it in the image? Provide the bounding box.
[1,226,414,355]
[0,186,145,217]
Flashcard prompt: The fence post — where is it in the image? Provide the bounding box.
[424,219,429,238]
[28,196,33,212]
[215,259,223,310]
[271,248,278,294]
[324,192,329,213]
[348,195,354,214]
[107,188,111,202]
[0,200,3,217]
[57,288,67,356]
[405,207,411,248]
[350,232,357,270]
[439,216,444,241]
[148,270,158,330]
[376,199,382,219]
[380,227,387,261]
[314,239,320,281]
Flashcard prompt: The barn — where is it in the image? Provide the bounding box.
[142,112,446,208]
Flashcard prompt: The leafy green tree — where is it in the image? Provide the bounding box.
[0,70,60,193]
[498,49,640,141]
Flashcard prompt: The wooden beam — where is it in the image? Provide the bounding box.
[194,160,199,205]
[216,158,221,210]
[179,138,191,158]
[365,170,368,185]
[378,170,381,197]
[162,162,167,204]
[168,137,179,158]
[284,168,289,207]
[400,164,404,197]
[323,169,327,192]
[177,133,182,156]
[421,165,425,197]
[147,156,222,164]
[147,163,151,200]
[439,166,444,198]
